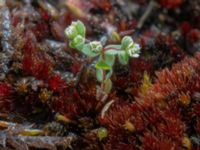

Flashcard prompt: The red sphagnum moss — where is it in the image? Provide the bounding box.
[0,83,13,112]
[1,0,200,149]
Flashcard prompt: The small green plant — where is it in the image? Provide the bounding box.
[65,20,140,95]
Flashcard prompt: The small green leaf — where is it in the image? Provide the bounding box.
[82,44,99,57]
[96,69,103,82]
[105,49,119,55]
[105,44,121,50]
[69,41,76,49]
[118,51,129,65]
[105,69,113,80]
[121,36,133,50]
[103,79,112,93]
[103,53,115,67]
[95,60,111,70]
[73,20,86,37]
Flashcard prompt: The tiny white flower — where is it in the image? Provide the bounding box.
[90,41,102,53]
[127,43,140,58]
[130,53,140,58]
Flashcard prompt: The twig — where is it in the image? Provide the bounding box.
[0,120,77,149]
[0,1,13,53]
[0,1,14,79]
[100,100,115,118]
[120,29,135,36]
[136,0,159,30]
[4,135,77,150]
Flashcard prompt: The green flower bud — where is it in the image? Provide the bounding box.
[74,35,85,45]
[97,127,108,141]
[70,35,85,49]
[65,25,78,40]
[89,41,102,53]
